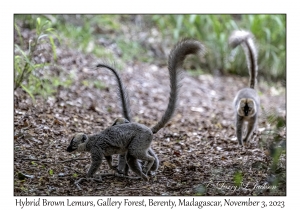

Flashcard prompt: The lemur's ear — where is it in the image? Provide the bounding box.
[112,118,130,126]
[112,118,118,126]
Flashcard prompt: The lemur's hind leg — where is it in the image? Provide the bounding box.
[243,115,258,144]
[127,132,155,180]
[147,148,159,172]
[236,115,244,146]
[104,155,118,172]
[117,154,129,175]
[126,153,148,181]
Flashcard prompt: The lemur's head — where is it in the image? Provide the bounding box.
[66,133,88,152]
[237,98,256,117]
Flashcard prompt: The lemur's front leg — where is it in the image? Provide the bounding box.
[87,149,103,180]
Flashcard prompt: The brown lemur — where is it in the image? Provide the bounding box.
[90,62,159,177]
[229,30,260,147]
[66,39,205,181]
[96,64,158,176]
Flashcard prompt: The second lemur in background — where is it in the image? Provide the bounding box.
[229,30,260,147]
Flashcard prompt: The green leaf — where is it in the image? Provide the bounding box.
[14,44,34,69]
[49,169,54,176]
[33,63,49,69]
[233,171,243,187]
[14,23,24,48]
[48,36,57,61]
[20,84,35,102]
[36,17,41,35]
[45,28,55,33]
[37,34,49,41]
[37,17,41,26]
[14,56,23,74]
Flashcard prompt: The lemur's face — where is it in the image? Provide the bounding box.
[66,133,88,152]
[237,98,256,117]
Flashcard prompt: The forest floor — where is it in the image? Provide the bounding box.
[14,17,286,196]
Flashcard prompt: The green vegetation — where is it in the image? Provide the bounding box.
[233,170,243,187]
[260,106,286,190]
[48,169,54,176]
[14,17,58,100]
[152,14,286,81]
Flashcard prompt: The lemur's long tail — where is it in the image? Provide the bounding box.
[151,39,205,134]
[96,63,132,122]
[229,30,258,89]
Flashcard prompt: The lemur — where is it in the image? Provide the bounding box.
[229,30,260,147]
[66,39,205,181]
